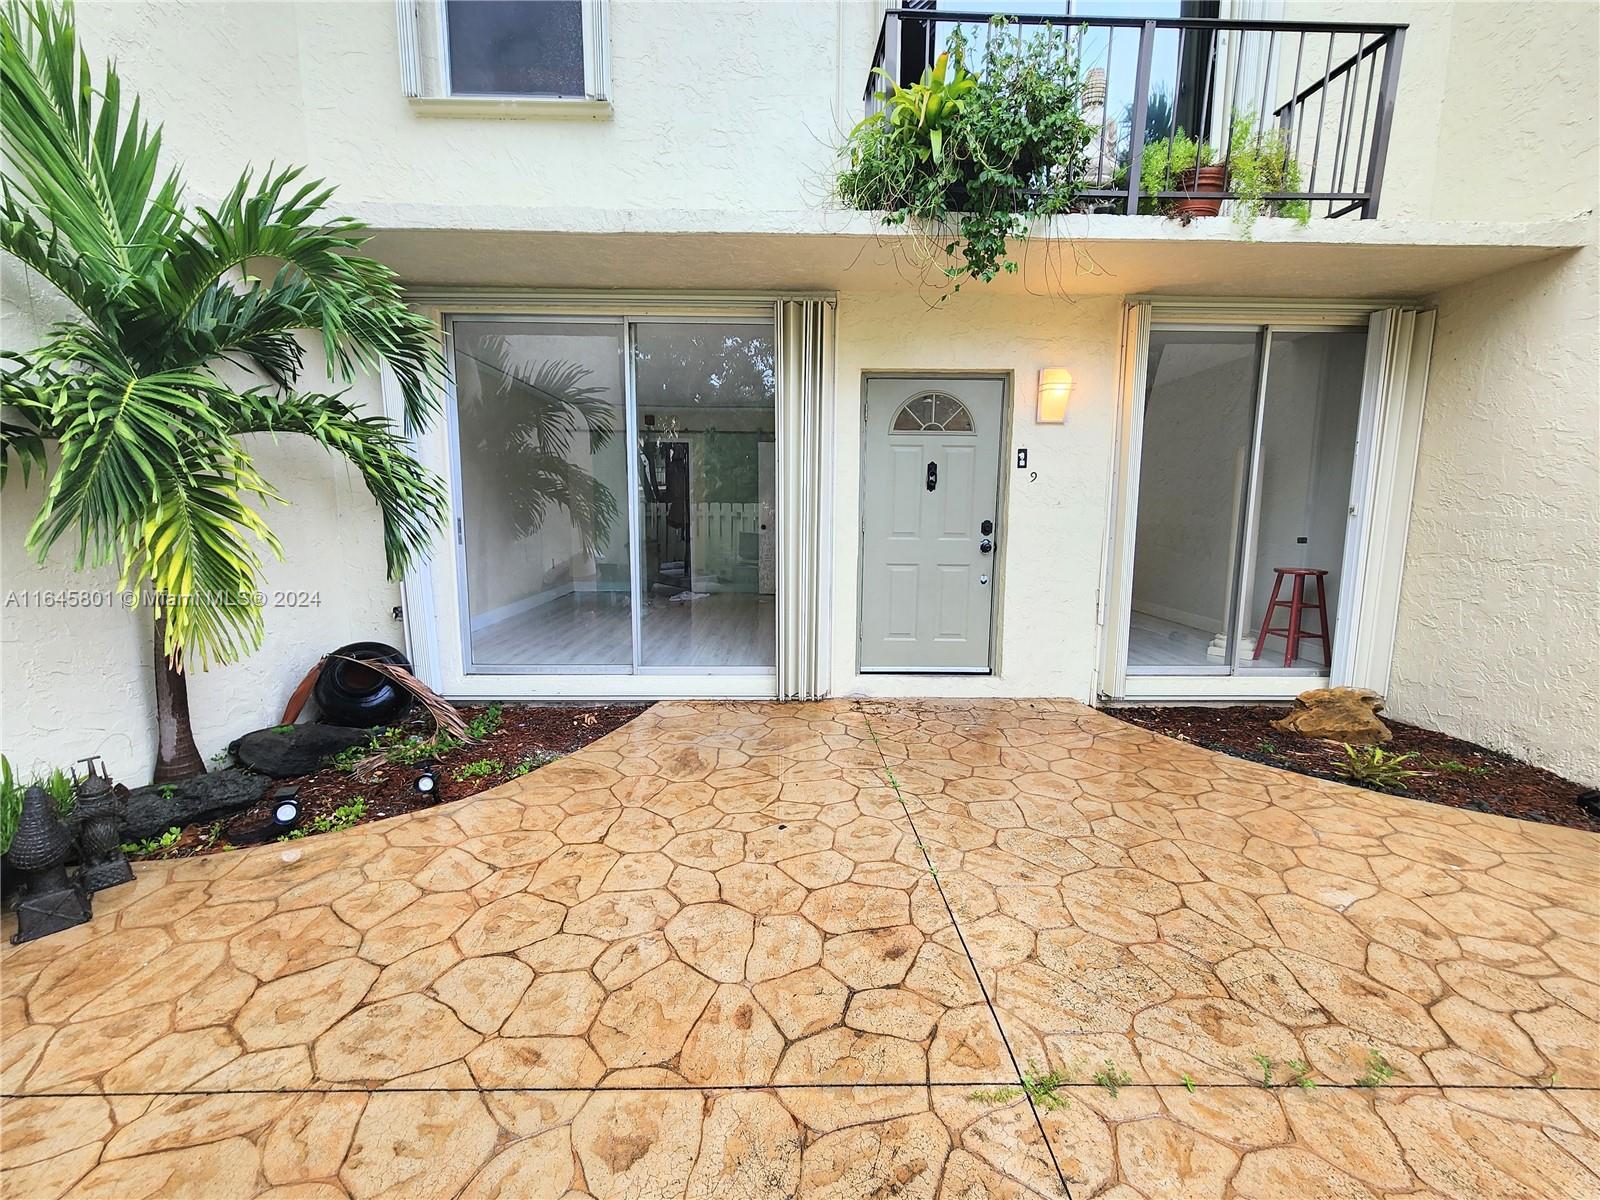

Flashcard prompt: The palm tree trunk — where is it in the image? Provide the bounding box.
[152,603,206,782]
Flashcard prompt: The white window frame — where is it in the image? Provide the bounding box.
[1095,297,1435,703]
[385,291,835,703]
[397,0,612,119]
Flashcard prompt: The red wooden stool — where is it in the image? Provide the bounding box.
[1252,567,1331,667]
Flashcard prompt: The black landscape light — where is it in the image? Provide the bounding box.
[413,762,440,798]
[270,785,301,832]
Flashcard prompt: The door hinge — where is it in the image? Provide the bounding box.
[455,517,464,545]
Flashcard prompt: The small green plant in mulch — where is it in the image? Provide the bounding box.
[464,703,504,740]
[1337,744,1425,790]
[157,783,177,801]
[506,752,555,778]
[1256,739,1278,755]
[1253,1053,1275,1087]
[971,1067,1071,1112]
[279,798,367,842]
[1355,1049,1395,1089]
[452,758,503,783]
[122,826,182,856]
[1429,757,1489,775]
[1093,1060,1132,1098]
[330,726,464,772]
[1285,1060,1316,1091]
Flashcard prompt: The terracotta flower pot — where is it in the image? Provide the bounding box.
[1172,164,1227,218]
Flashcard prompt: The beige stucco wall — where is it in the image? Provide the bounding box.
[1388,242,1600,786]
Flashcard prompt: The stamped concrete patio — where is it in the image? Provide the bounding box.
[3,699,1598,1199]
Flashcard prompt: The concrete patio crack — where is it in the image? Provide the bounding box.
[859,705,1075,1200]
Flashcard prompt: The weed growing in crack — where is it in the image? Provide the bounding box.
[1253,1054,1275,1087]
[1355,1050,1394,1089]
[1180,1073,1196,1093]
[971,1067,1071,1112]
[1285,1060,1316,1091]
[1093,1061,1131,1098]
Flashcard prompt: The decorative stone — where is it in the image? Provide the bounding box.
[1271,687,1393,744]
[6,785,92,942]
[232,724,372,779]
[68,758,134,893]
[121,768,269,840]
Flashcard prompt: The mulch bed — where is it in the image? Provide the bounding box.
[148,703,649,859]
[1110,704,1598,833]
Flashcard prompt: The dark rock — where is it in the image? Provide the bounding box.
[232,724,371,779]
[1462,799,1494,813]
[123,769,269,840]
[1578,789,1600,818]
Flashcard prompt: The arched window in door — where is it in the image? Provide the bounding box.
[892,391,974,433]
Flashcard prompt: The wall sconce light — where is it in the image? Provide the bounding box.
[1036,369,1073,424]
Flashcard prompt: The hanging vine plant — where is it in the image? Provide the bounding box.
[836,19,1095,294]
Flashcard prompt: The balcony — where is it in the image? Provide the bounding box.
[865,8,1406,219]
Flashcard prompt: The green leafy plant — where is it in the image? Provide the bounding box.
[1136,127,1216,212]
[157,784,177,801]
[507,752,555,778]
[0,0,447,781]
[837,19,1094,292]
[1338,744,1425,790]
[970,1066,1071,1112]
[1224,112,1311,236]
[1093,1060,1132,1098]
[465,703,504,740]
[1253,1053,1275,1087]
[452,758,503,782]
[1429,757,1489,775]
[1355,1049,1395,1088]
[1285,1060,1316,1090]
[1180,1072,1196,1093]
[122,826,182,856]
[279,797,366,841]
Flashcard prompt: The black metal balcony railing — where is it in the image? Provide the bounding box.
[866,8,1406,219]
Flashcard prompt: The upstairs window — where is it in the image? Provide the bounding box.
[398,0,610,111]
[445,1,585,97]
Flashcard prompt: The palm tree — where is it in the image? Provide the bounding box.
[0,1,448,780]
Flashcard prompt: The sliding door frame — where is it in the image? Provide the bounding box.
[1099,298,1428,702]
[388,292,819,701]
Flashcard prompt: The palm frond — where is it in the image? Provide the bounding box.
[157,166,445,429]
[24,330,234,567]
[0,0,182,289]
[231,389,448,577]
[121,448,283,668]
[0,351,52,486]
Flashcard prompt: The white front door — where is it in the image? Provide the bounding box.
[859,377,1004,673]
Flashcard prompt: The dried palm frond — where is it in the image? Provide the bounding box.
[331,655,472,742]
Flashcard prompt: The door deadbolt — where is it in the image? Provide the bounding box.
[980,519,994,536]
[925,462,937,492]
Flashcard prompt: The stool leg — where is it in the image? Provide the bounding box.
[1310,573,1332,667]
[1284,573,1305,667]
[1253,571,1286,661]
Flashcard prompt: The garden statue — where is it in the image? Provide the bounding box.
[70,757,135,893]
[5,785,92,943]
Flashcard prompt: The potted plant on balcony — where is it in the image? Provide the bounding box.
[1138,129,1225,219]
[1226,113,1312,237]
[836,19,1094,294]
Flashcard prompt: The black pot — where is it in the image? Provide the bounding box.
[313,642,414,727]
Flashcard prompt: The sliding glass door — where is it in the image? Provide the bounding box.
[1127,324,1367,679]
[449,314,776,676]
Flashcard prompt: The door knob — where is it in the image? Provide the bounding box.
[979,539,994,554]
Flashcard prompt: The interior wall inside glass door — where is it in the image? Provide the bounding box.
[1127,326,1366,677]
[451,315,776,674]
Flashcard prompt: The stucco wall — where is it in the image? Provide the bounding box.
[53,0,1598,230]
[1387,243,1600,786]
[828,288,1125,700]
